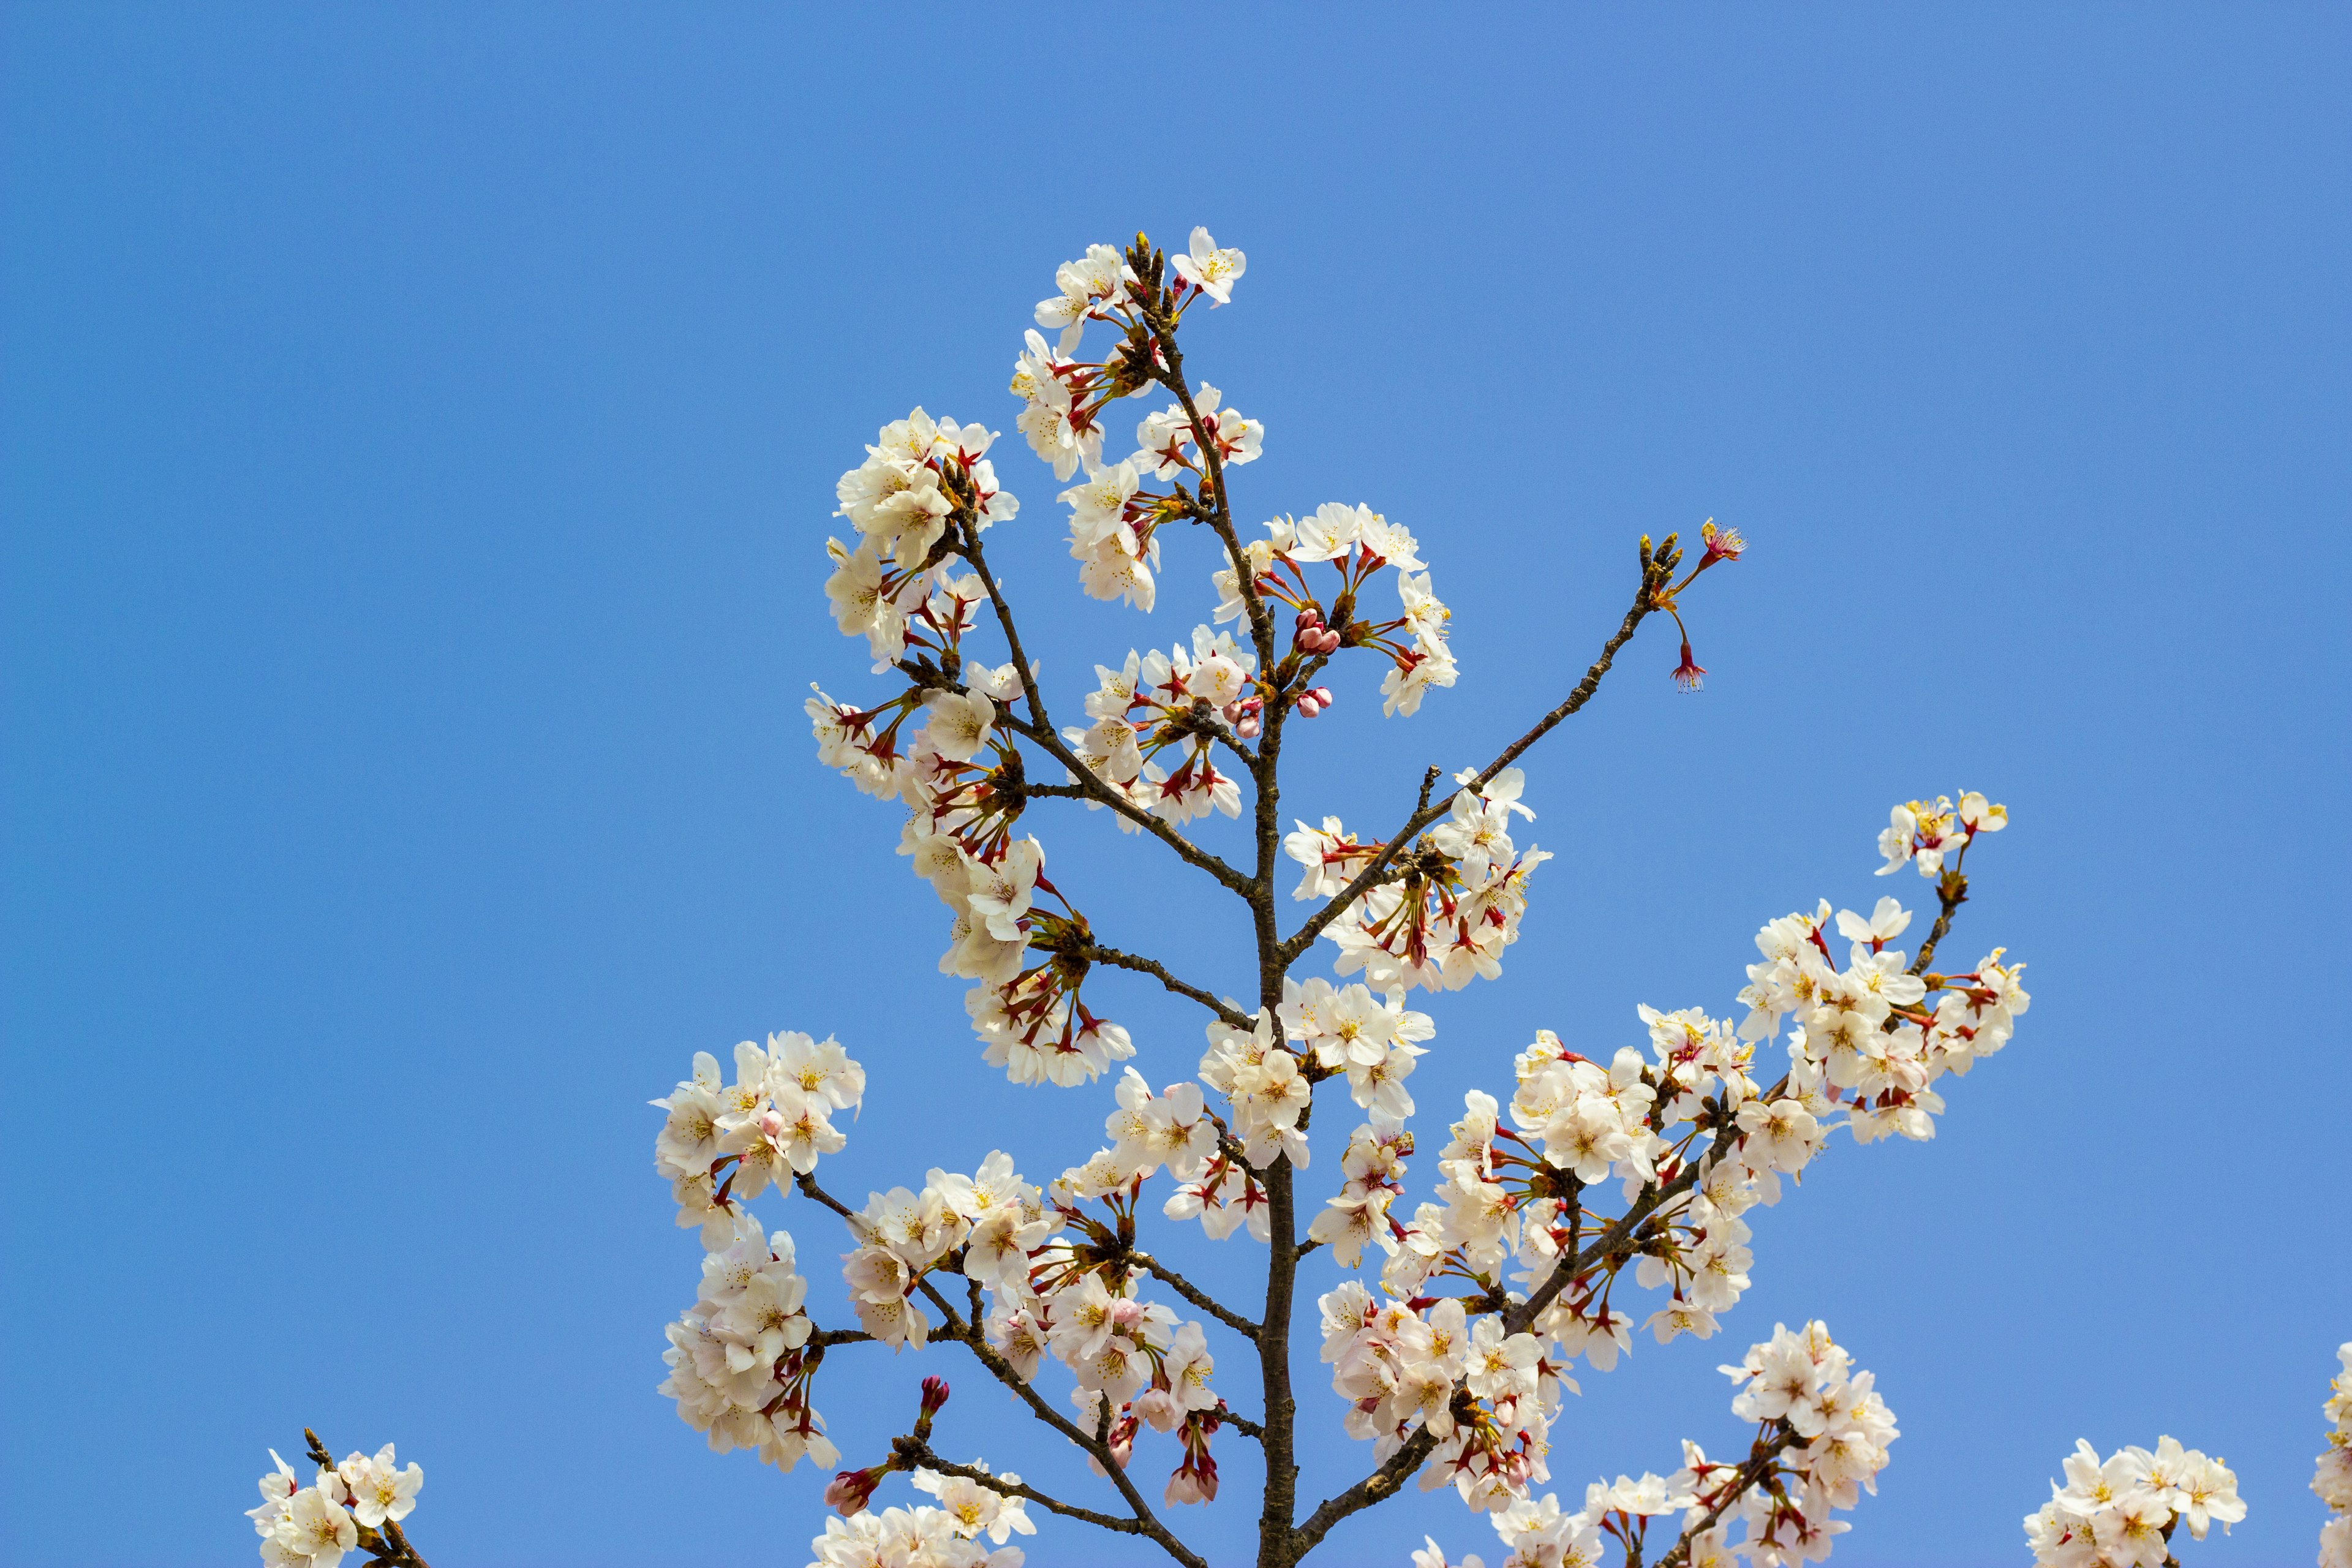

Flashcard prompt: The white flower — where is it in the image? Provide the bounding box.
[335,1445,423,1529]
[1172,226,1245,304]
[922,690,996,763]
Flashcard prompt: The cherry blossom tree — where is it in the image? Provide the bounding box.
[250,228,2310,1568]
[651,228,2028,1568]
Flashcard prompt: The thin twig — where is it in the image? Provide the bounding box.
[1077,946,1254,1031]
[1279,569,1661,966]
[893,1444,1146,1534]
[1133,1250,1262,1341]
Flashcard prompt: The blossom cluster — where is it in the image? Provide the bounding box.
[1293,802,2024,1536]
[829,1119,1235,1508]
[1012,230,1256,611]
[659,1209,834,1473]
[809,1484,1028,1568]
[827,411,1017,667]
[2022,1437,2245,1566]
[649,1034,865,1471]
[652,1033,865,1244]
[1064,627,1255,822]
[2318,1343,2352,1568]
[1875,790,2004,878]
[1411,1321,1894,1568]
[1288,770,1550,994]
[1215,500,1458,718]
[247,1444,422,1568]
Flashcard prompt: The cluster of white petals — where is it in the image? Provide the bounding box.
[1412,1322,1894,1568]
[2317,1343,2352,1568]
[829,411,1017,667]
[2023,1436,2245,1567]
[247,1445,421,1568]
[1294,803,2036,1541]
[652,1033,865,1243]
[1290,770,1549,994]
[646,1034,866,1473]
[1216,500,1457,719]
[839,1151,1046,1351]
[661,1209,834,1472]
[809,1494,1027,1568]
[1065,628,1256,823]
[1874,790,2003,878]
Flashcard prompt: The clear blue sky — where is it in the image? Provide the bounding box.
[4,6,2346,1566]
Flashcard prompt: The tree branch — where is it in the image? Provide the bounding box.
[1908,844,1972,978]
[1133,1250,1261,1341]
[1279,564,1661,965]
[1289,1425,1442,1559]
[953,516,1258,902]
[892,1442,1148,1536]
[989,697,1258,902]
[1077,946,1255,1031]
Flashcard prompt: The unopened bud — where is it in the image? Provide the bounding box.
[1295,696,1320,718]
[919,1376,951,1415]
[826,1466,884,1517]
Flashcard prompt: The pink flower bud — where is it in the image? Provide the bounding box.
[1295,696,1320,718]
[1312,687,1333,707]
[825,1466,882,1517]
[919,1376,951,1414]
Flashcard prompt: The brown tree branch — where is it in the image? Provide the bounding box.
[1289,1425,1443,1560]
[1279,557,1665,966]
[891,1442,1147,1535]
[1133,1250,1262,1341]
[1076,944,1256,1032]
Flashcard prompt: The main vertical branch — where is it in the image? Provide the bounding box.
[1137,266,1307,1568]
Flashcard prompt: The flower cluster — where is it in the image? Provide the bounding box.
[1414,1322,1894,1568]
[1737,889,2029,1146]
[1322,1285,1561,1512]
[2317,1343,2352,1568]
[838,1151,1046,1351]
[921,832,1137,1087]
[2022,1436,2245,1566]
[1874,790,2004,878]
[1215,500,1458,718]
[650,1034,865,1472]
[247,1444,422,1568]
[1289,771,1551,994]
[652,1033,865,1244]
[1065,628,1255,822]
[809,1489,1027,1568]
[1298,803,2027,1539]
[810,666,1144,1086]
[823,1110,1238,1510]
[1009,230,1257,608]
[828,411,1017,667]
[660,1211,832,1471]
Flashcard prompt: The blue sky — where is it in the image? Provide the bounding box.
[4,6,2347,1566]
